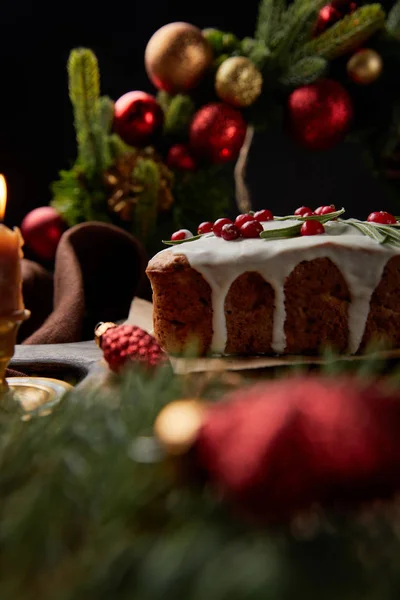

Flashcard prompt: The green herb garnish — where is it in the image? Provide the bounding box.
[261,208,345,240]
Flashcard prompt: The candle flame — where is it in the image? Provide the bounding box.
[0,174,7,222]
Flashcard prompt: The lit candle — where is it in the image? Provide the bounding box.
[0,175,24,317]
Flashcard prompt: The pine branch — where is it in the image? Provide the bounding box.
[163,94,195,137]
[132,157,160,241]
[300,4,386,60]
[68,48,106,177]
[279,56,327,87]
[387,0,400,39]
[272,0,327,66]
[241,38,272,69]
[270,0,319,48]
[255,0,286,46]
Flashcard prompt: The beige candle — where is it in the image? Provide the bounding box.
[0,175,24,317]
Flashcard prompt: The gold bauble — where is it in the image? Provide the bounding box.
[215,56,263,107]
[154,399,207,456]
[145,22,213,93]
[347,49,383,85]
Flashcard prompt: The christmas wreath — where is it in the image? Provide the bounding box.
[21,0,400,259]
[3,349,400,598]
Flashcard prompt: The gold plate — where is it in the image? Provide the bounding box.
[5,377,72,418]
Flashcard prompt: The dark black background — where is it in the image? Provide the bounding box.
[0,0,397,228]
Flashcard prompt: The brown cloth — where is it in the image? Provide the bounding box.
[17,221,149,345]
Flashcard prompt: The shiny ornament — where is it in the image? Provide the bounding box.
[21,206,66,261]
[288,79,353,151]
[215,56,263,108]
[145,22,213,93]
[196,376,400,523]
[154,399,207,456]
[347,48,383,85]
[190,103,247,164]
[313,1,357,37]
[167,144,197,171]
[95,322,166,372]
[114,91,164,147]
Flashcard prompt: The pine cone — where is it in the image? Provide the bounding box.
[104,149,174,221]
[96,323,166,372]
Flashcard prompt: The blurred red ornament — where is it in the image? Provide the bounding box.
[114,91,164,147]
[189,102,247,164]
[288,79,353,151]
[167,144,197,171]
[196,376,400,523]
[21,206,66,261]
[313,1,357,37]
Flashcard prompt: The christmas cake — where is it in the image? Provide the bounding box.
[146,208,400,356]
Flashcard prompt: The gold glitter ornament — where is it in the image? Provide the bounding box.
[145,22,213,93]
[215,56,263,107]
[347,48,383,85]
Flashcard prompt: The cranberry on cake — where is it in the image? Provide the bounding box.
[146,208,400,356]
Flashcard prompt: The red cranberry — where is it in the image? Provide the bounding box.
[171,228,193,241]
[314,204,336,215]
[367,211,397,225]
[240,220,263,238]
[213,218,233,237]
[300,221,325,236]
[221,223,241,240]
[198,221,214,234]
[295,206,314,217]
[235,213,255,228]
[254,209,273,222]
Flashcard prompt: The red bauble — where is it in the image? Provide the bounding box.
[114,91,164,147]
[196,376,400,523]
[167,144,197,171]
[313,1,357,37]
[189,103,247,164]
[21,206,66,261]
[288,79,353,151]
[100,324,166,372]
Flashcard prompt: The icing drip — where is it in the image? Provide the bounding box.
[164,220,397,355]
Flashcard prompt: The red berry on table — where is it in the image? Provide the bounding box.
[240,220,263,238]
[213,218,233,237]
[314,204,336,215]
[294,206,313,217]
[198,221,214,234]
[171,228,194,241]
[254,209,273,222]
[367,211,397,225]
[300,221,325,236]
[221,223,241,241]
[235,213,255,228]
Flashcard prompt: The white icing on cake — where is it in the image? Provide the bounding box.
[161,219,400,355]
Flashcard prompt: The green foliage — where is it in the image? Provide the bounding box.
[132,158,160,241]
[68,48,111,176]
[387,0,400,38]
[279,56,328,87]
[255,0,286,47]
[240,38,272,70]
[162,94,196,137]
[51,169,88,226]
[172,164,234,230]
[2,363,400,598]
[300,4,386,59]
[273,0,326,65]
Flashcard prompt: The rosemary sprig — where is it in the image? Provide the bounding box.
[275,208,345,222]
[261,208,345,240]
[346,219,400,247]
